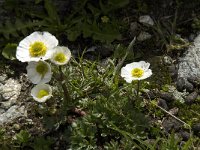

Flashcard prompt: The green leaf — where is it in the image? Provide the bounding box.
[44,0,59,22]
[35,0,43,4]
[2,43,17,60]
[15,130,31,144]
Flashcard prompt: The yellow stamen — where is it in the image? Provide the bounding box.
[29,41,47,57]
[37,89,49,98]
[54,53,66,63]
[131,68,144,78]
[36,62,48,77]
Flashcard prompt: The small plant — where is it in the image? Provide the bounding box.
[121,61,152,102]
[14,130,31,148]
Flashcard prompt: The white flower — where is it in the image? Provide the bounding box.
[121,61,152,83]
[16,31,58,62]
[50,46,71,65]
[26,61,52,84]
[31,84,52,102]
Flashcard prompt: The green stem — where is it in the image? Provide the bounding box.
[136,80,140,101]
[59,66,71,114]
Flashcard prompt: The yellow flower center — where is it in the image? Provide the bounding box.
[37,89,49,98]
[131,68,144,78]
[36,62,49,77]
[54,53,66,63]
[29,41,47,57]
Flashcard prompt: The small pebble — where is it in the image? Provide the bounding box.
[184,91,198,104]
[168,107,179,115]
[187,76,200,87]
[157,98,168,110]
[159,92,175,102]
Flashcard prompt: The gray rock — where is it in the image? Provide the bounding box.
[168,85,188,103]
[184,91,198,104]
[0,105,27,125]
[187,76,200,87]
[142,89,157,99]
[163,56,173,65]
[0,78,21,109]
[168,65,177,78]
[168,107,179,115]
[157,98,168,110]
[0,108,5,114]
[0,74,7,83]
[139,15,154,26]
[177,34,200,89]
[176,77,194,92]
[162,117,182,132]
[159,92,175,102]
[137,31,152,41]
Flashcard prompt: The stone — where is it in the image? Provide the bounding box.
[142,89,157,99]
[159,92,175,102]
[157,98,168,110]
[0,74,7,83]
[187,76,200,87]
[139,15,154,26]
[137,31,152,41]
[0,105,27,125]
[177,34,200,90]
[167,65,177,79]
[168,107,179,115]
[176,77,194,92]
[168,85,188,103]
[163,56,173,65]
[184,91,198,104]
[162,117,182,132]
[0,78,21,109]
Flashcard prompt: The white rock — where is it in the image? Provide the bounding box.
[0,78,21,109]
[0,105,27,125]
[178,34,200,80]
[139,15,154,26]
[137,31,152,41]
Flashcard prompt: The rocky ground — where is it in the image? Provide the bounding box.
[1,13,200,148]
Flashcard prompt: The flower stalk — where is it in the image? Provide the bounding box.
[59,66,71,115]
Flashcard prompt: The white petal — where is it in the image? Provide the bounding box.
[16,31,58,62]
[16,47,31,62]
[121,67,131,78]
[43,32,58,48]
[50,46,72,65]
[31,84,52,102]
[124,62,141,71]
[139,61,150,71]
[38,72,52,84]
[43,49,54,60]
[140,69,152,80]
[30,74,42,84]
[124,77,134,83]
[29,31,43,41]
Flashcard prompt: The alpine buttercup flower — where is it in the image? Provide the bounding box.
[16,31,58,62]
[26,61,52,84]
[121,61,152,83]
[31,84,52,102]
[50,46,71,65]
